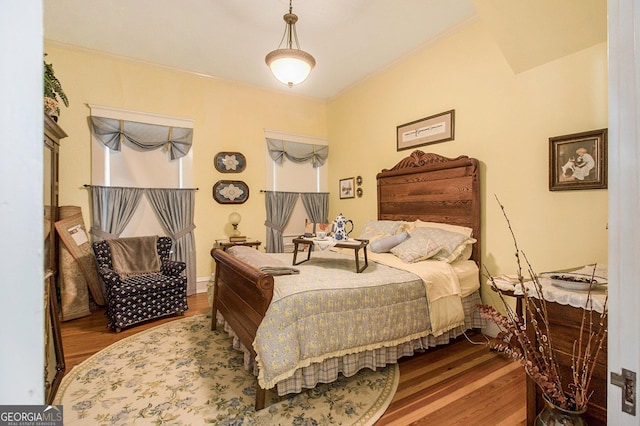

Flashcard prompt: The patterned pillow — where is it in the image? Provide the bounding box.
[370,231,410,253]
[390,235,441,263]
[408,219,473,237]
[409,227,476,263]
[358,220,406,242]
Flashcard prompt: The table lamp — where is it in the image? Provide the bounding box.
[229,212,242,237]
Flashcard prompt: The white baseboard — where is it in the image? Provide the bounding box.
[195,276,212,294]
[481,320,501,338]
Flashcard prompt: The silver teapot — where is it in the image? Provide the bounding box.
[332,213,353,241]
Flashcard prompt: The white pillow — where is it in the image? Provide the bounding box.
[455,244,474,262]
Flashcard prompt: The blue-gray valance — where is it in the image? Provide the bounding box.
[91,116,193,160]
[266,138,328,168]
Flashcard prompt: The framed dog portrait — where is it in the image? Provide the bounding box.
[549,128,607,191]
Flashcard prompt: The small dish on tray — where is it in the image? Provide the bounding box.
[539,272,607,291]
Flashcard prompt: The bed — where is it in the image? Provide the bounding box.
[210,150,482,410]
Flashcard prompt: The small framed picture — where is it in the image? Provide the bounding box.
[339,177,355,199]
[397,110,455,151]
[214,152,246,173]
[549,128,607,191]
[212,180,250,204]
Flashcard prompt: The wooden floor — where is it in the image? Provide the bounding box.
[60,292,527,425]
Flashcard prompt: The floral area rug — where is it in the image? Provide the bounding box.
[54,315,399,425]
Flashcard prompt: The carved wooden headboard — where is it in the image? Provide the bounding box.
[376,150,481,265]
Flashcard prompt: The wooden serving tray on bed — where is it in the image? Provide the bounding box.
[291,237,369,272]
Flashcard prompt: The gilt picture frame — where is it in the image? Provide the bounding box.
[549,128,608,191]
[397,109,455,151]
[339,177,355,199]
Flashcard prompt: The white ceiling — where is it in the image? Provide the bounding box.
[43,0,477,99]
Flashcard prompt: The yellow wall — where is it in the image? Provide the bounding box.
[45,43,327,282]
[47,17,608,301]
[327,20,608,303]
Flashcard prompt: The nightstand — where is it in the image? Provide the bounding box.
[216,239,261,251]
[526,299,607,425]
[525,277,608,426]
[490,273,608,425]
[488,276,526,318]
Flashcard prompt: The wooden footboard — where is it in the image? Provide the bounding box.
[210,248,274,409]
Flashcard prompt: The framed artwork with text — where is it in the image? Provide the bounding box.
[397,110,455,151]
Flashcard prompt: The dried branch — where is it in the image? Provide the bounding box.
[481,197,608,411]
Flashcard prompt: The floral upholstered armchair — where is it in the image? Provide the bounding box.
[92,235,188,332]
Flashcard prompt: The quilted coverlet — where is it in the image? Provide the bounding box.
[253,251,454,389]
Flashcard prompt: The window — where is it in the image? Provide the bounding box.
[90,104,194,237]
[264,129,328,250]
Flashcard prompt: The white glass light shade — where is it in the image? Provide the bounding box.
[228,212,241,226]
[265,48,316,87]
[228,212,241,236]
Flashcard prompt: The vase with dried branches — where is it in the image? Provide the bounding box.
[479,197,607,425]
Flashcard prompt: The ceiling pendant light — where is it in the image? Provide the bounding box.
[265,0,315,87]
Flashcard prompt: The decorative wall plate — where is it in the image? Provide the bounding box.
[212,180,250,204]
[214,152,246,173]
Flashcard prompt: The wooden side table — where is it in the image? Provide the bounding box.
[526,293,607,425]
[216,239,261,251]
[488,278,524,319]
[489,274,607,425]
